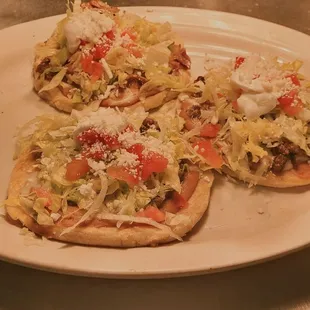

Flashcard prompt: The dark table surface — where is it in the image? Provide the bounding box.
[1,0,310,35]
[1,1,310,310]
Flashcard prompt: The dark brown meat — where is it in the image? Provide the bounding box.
[169,44,191,70]
[188,105,201,119]
[36,58,50,74]
[271,154,288,173]
[200,100,213,108]
[194,76,205,84]
[126,74,147,88]
[151,196,165,208]
[272,139,304,156]
[247,153,260,172]
[178,159,188,182]
[191,91,203,98]
[140,118,160,134]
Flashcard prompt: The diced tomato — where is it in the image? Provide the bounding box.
[77,129,120,150]
[172,192,188,209]
[235,56,245,69]
[65,158,90,181]
[81,54,94,74]
[121,29,137,41]
[105,30,115,41]
[179,101,195,131]
[127,144,144,160]
[200,123,221,138]
[162,192,188,214]
[31,188,52,207]
[101,134,121,150]
[193,139,223,168]
[107,166,139,187]
[136,205,165,222]
[91,62,103,82]
[92,43,111,60]
[80,54,103,82]
[77,128,100,145]
[121,41,142,58]
[180,170,199,201]
[281,97,303,116]
[122,124,135,133]
[217,93,224,98]
[286,74,301,86]
[141,152,168,181]
[278,89,303,116]
[82,147,105,161]
[296,163,310,179]
[80,39,88,46]
[232,100,239,111]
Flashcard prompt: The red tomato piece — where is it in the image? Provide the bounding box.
[286,74,301,86]
[92,44,111,60]
[80,39,88,46]
[121,29,137,41]
[81,54,94,74]
[232,100,239,111]
[180,170,200,201]
[65,158,90,181]
[235,56,245,69]
[77,128,100,145]
[296,163,310,179]
[136,205,165,222]
[127,144,144,160]
[193,139,223,168]
[100,134,121,150]
[278,89,303,116]
[105,30,115,41]
[162,192,188,214]
[91,62,103,82]
[172,192,188,209]
[80,54,103,81]
[128,46,143,58]
[141,152,168,181]
[122,124,135,133]
[200,123,221,138]
[107,166,139,187]
[81,144,106,161]
[31,188,52,207]
[179,101,195,131]
[122,42,142,58]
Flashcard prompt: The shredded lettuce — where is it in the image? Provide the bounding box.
[39,68,67,93]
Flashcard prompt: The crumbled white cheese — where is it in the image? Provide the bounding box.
[50,213,61,222]
[98,85,116,100]
[116,149,139,168]
[75,108,127,136]
[79,183,96,198]
[64,10,115,53]
[87,159,106,172]
[117,131,175,164]
[41,157,54,170]
[100,59,113,79]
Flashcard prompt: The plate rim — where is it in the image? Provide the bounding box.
[1,6,310,279]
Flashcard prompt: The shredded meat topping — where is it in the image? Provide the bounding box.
[36,58,50,74]
[168,44,191,70]
[140,118,160,134]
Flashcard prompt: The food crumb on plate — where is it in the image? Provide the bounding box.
[257,208,265,215]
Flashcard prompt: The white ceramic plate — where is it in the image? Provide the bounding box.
[1,7,310,279]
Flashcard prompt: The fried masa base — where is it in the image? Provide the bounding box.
[223,164,310,188]
[6,152,214,247]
